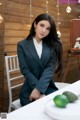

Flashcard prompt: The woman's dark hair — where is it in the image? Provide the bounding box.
[27,13,63,77]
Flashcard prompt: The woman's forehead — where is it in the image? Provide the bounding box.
[38,20,51,27]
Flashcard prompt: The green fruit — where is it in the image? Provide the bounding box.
[62,91,78,103]
[53,94,69,108]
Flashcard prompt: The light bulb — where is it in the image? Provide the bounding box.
[66,6,72,13]
[0,14,3,23]
[27,24,31,28]
[0,3,2,5]
[57,31,61,37]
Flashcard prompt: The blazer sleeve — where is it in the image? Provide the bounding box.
[35,49,57,93]
[17,42,38,89]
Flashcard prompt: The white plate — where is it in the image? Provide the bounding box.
[45,99,80,120]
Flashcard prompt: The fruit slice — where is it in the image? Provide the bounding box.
[62,91,78,103]
[53,94,69,108]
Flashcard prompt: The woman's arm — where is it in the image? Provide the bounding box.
[35,49,57,93]
[17,42,38,89]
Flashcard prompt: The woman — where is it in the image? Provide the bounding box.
[17,13,63,106]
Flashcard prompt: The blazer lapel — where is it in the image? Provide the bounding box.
[24,38,43,67]
[24,38,50,67]
[41,42,50,65]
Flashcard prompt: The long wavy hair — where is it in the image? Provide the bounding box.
[27,13,63,77]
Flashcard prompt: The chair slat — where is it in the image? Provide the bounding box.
[9,58,12,70]
[11,83,23,89]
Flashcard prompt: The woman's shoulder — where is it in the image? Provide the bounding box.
[56,38,62,47]
[18,37,32,45]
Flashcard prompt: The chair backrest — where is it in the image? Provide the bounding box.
[5,55,24,112]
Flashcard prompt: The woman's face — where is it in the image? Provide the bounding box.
[34,20,51,41]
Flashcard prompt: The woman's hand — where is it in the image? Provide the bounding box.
[29,88,41,101]
[39,94,45,98]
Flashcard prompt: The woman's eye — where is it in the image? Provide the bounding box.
[40,24,50,31]
[47,27,50,31]
[40,24,44,27]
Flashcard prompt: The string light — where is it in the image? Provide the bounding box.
[0,14,3,23]
[28,0,33,27]
[0,2,3,24]
[0,2,2,5]
[66,0,72,13]
[46,0,48,13]
[57,0,61,37]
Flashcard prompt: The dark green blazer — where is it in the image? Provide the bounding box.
[17,37,58,106]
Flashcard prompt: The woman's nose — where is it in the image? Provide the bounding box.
[42,28,46,32]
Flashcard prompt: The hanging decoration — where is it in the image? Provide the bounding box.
[57,0,61,37]
[46,0,49,13]
[28,0,33,27]
[66,0,72,13]
[66,6,72,13]
[0,2,3,24]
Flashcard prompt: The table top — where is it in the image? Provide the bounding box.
[7,80,80,120]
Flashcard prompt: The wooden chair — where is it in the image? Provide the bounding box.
[5,55,24,112]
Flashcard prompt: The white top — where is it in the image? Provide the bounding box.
[33,38,42,58]
[7,80,80,120]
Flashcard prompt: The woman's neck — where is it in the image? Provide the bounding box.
[34,36,42,43]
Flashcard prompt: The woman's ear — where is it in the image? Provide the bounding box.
[34,22,36,29]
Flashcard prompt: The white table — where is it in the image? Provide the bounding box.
[7,80,80,120]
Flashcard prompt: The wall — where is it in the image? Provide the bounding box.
[0,0,5,112]
[0,0,80,112]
